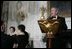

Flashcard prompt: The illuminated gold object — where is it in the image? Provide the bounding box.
[38,19,60,36]
[40,6,46,20]
[38,19,60,48]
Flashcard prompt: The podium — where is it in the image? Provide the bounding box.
[38,19,60,48]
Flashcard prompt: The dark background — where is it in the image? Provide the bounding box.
[50,1,71,17]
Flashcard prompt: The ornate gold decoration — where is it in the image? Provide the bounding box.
[16,1,22,10]
[16,1,25,22]
[38,18,60,48]
[38,19,60,37]
[16,10,25,21]
[40,6,46,20]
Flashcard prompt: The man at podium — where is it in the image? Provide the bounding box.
[47,7,67,33]
[46,7,67,48]
[38,7,67,48]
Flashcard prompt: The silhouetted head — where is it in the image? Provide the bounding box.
[1,20,4,26]
[18,24,29,41]
[1,20,5,32]
[9,26,15,33]
[18,24,25,32]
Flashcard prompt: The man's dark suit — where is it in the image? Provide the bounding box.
[47,16,68,48]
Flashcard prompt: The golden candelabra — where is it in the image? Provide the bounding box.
[40,6,46,20]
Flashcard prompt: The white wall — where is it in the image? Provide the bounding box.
[65,17,71,29]
[7,1,47,48]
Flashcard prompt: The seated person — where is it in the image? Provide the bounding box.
[13,24,29,48]
[1,20,14,48]
[9,26,15,36]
